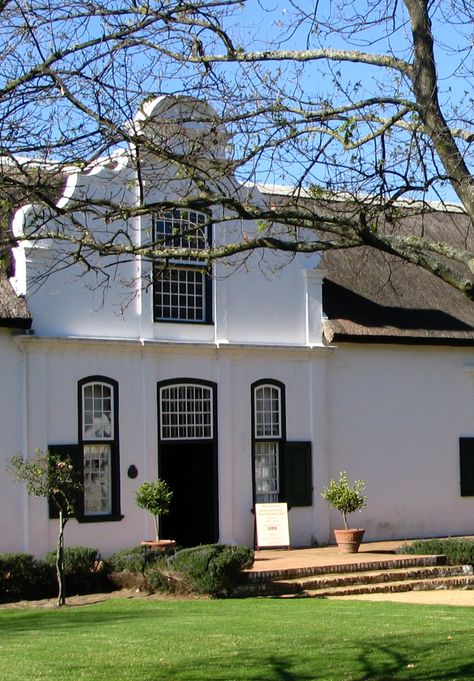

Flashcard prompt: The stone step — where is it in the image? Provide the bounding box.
[236,557,474,598]
[243,554,446,583]
[275,564,474,594]
[306,575,474,598]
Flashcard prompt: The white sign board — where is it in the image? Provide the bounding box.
[255,502,290,549]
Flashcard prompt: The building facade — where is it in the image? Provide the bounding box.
[1,96,474,556]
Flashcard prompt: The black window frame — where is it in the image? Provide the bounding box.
[152,209,213,325]
[76,376,122,523]
[460,437,474,496]
[251,379,312,508]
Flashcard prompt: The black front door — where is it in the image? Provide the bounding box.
[160,441,218,547]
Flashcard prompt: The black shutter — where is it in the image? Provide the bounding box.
[283,441,312,507]
[460,438,474,496]
[47,444,83,519]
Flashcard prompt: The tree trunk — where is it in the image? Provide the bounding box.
[56,512,67,607]
[342,511,349,530]
[153,515,160,542]
[404,0,474,221]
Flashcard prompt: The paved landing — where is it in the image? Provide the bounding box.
[247,540,409,573]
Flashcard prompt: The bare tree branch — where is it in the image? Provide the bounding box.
[0,0,473,302]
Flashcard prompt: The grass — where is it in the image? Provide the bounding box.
[1,597,474,680]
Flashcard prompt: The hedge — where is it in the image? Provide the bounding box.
[397,538,474,565]
[148,544,254,597]
[44,546,111,594]
[0,553,54,600]
[0,547,110,602]
[107,545,166,574]
[0,543,255,602]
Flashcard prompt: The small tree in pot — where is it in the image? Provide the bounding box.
[135,479,173,545]
[322,471,367,553]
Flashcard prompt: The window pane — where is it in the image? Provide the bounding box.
[152,209,211,324]
[160,384,213,440]
[153,209,209,251]
[255,385,281,438]
[255,442,279,503]
[82,383,113,439]
[83,444,112,515]
[154,267,206,322]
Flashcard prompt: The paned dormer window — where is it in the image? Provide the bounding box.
[152,209,212,323]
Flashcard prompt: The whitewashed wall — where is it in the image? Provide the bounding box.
[325,344,474,541]
[3,322,474,556]
[0,331,28,552]
[3,336,330,556]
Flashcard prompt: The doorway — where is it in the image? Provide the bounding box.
[160,441,218,546]
[157,380,218,547]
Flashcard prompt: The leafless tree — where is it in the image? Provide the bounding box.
[1,0,473,300]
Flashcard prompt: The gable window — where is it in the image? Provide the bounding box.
[78,377,121,521]
[152,209,212,324]
[251,379,313,507]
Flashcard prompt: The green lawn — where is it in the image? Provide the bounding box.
[1,597,473,680]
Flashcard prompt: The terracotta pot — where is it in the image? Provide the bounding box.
[141,539,176,553]
[333,529,365,553]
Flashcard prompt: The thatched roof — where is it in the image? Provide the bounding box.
[263,187,474,345]
[321,209,474,345]
[0,274,31,329]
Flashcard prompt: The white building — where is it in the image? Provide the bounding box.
[1,96,473,556]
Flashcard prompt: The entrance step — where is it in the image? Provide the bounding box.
[306,574,474,598]
[276,564,473,594]
[237,555,474,598]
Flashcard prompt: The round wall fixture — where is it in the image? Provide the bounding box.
[127,465,138,479]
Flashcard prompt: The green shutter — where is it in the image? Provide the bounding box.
[47,444,82,519]
[460,438,474,496]
[283,441,312,507]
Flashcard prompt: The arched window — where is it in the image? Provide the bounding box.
[251,379,313,507]
[78,376,121,520]
[81,381,114,440]
[252,381,285,504]
[159,382,214,440]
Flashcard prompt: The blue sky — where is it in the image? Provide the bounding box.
[4,1,471,204]
[216,0,473,203]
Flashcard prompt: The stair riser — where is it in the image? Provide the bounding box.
[235,576,474,598]
[244,555,446,583]
[278,566,473,591]
[310,576,474,598]
[236,564,474,598]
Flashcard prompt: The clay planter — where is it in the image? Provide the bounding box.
[141,539,176,554]
[333,529,365,553]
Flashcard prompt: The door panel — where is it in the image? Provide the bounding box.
[160,442,218,547]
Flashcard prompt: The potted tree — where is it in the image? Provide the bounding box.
[135,479,175,552]
[322,471,367,553]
